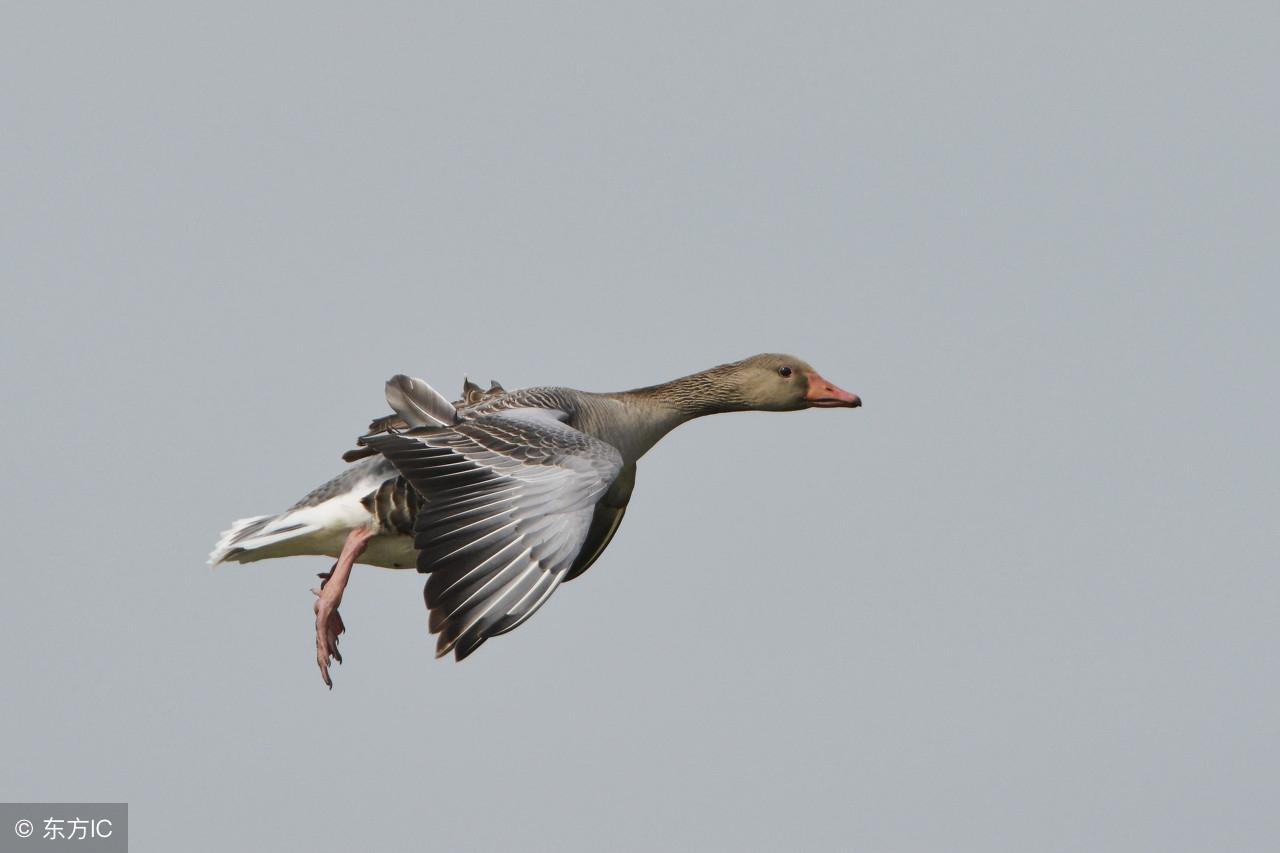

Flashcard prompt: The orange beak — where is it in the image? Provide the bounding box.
[804,371,861,408]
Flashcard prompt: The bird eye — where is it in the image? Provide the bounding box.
[778,366,792,377]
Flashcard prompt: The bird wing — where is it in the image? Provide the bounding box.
[383,374,460,428]
[564,462,636,582]
[342,374,509,463]
[359,408,623,660]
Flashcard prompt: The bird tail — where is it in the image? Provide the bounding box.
[207,513,321,566]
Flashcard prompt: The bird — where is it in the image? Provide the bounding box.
[210,354,860,686]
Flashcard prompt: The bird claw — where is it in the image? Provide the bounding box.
[307,535,370,689]
[314,591,346,689]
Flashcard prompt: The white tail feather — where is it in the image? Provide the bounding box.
[209,515,274,565]
[208,485,382,567]
[207,513,327,566]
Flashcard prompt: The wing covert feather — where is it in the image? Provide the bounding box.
[360,408,623,659]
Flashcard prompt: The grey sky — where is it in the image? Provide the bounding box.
[2,3,1277,851]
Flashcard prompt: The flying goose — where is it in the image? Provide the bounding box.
[211,354,860,686]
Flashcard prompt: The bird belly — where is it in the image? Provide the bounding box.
[357,535,419,570]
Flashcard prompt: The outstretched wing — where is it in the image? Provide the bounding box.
[360,409,623,660]
[342,375,508,463]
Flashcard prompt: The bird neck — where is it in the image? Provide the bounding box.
[611,365,749,421]
[580,367,747,464]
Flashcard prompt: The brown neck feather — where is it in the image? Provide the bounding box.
[609,363,747,419]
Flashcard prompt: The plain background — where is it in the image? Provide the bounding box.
[2,3,1276,851]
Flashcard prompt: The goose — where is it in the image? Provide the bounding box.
[211,354,860,686]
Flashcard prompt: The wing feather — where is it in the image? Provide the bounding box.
[384,374,461,428]
[360,407,623,659]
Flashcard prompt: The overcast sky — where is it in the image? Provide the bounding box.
[2,3,1277,851]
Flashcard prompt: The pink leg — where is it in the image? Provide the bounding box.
[311,526,375,688]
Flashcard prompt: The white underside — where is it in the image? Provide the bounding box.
[209,484,420,570]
